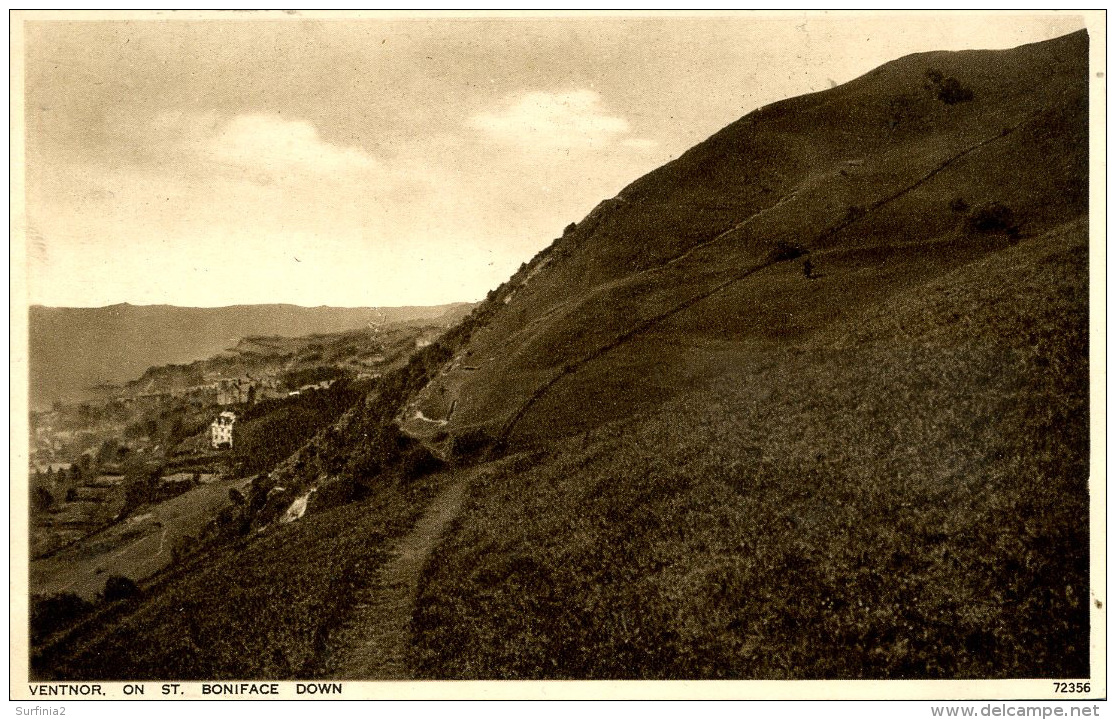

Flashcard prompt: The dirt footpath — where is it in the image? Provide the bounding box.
[324,476,470,679]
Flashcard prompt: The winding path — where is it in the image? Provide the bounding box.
[491,109,1044,448]
[324,476,469,679]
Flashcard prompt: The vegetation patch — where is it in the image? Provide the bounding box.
[410,226,1088,679]
[228,381,364,478]
[31,470,449,680]
[926,68,975,105]
[965,201,1020,238]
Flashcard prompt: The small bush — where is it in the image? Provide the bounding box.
[30,592,95,644]
[254,487,294,528]
[949,197,970,213]
[768,240,806,263]
[32,487,54,512]
[214,505,250,539]
[309,475,361,513]
[937,77,974,104]
[399,444,444,480]
[926,69,974,105]
[965,202,1020,237]
[449,428,495,462]
[172,534,200,563]
[122,462,163,510]
[102,575,141,603]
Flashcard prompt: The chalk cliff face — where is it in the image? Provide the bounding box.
[398,30,1088,456]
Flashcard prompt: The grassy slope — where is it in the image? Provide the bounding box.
[31,475,249,602]
[31,469,451,680]
[399,31,1087,453]
[411,219,1088,679]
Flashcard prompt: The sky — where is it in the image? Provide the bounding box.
[18,11,1086,308]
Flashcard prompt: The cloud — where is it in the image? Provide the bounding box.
[470,89,633,150]
[209,114,379,177]
[143,111,380,182]
[28,101,668,308]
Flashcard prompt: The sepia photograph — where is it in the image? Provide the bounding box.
[9,9,1105,702]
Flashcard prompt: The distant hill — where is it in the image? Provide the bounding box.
[28,303,473,409]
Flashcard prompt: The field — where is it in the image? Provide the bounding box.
[32,469,451,680]
[31,474,241,602]
[30,475,128,558]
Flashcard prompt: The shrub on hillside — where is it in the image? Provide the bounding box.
[309,475,360,513]
[937,77,974,104]
[121,462,163,511]
[102,575,141,603]
[965,202,1020,238]
[253,487,295,528]
[171,534,201,564]
[31,487,54,512]
[926,68,974,104]
[449,428,495,462]
[30,592,95,644]
[399,444,444,480]
[212,504,250,540]
[768,240,806,263]
[96,439,124,465]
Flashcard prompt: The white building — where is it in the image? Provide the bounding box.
[210,411,237,449]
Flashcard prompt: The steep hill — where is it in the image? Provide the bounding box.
[399,30,1091,678]
[398,31,1088,457]
[32,31,1091,681]
[28,302,473,409]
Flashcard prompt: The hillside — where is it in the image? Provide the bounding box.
[31,31,1091,681]
[398,30,1088,455]
[28,302,473,409]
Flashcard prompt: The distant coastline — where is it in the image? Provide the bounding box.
[28,302,473,409]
